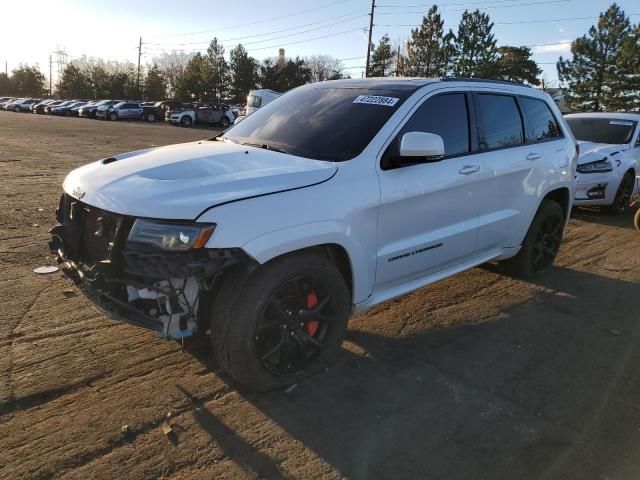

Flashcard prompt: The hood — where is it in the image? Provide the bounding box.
[63,140,337,220]
[577,141,630,165]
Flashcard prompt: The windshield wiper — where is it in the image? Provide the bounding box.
[240,142,289,154]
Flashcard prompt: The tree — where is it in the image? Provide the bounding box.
[56,64,92,98]
[153,51,194,98]
[11,65,46,97]
[451,10,498,78]
[557,3,634,111]
[203,38,229,101]
[305,54,344,82]
[369,34,395,77]
[229,44,258,103]
[0,73,14,95]
[259,56,311,91]
[494,46,541,85]
[617,23,640,111]
[143,64,167,100]
[401,6,454,77]
[175,52,206,100]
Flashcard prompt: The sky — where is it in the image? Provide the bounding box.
[1,0,638,87]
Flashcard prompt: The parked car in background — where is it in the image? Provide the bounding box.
[164,102,193,122]
[565,112,640,213]
[51,101,86,116]
[45,100,76,114]
[0,96,13,105]
[50,78,576,391]
[1,98,22,110]
[32,99,61,114]
[142,100,184,123]
[79,100,113,118]
[10,98,39,112]
[169,102,233,127]
[98,101,144,121]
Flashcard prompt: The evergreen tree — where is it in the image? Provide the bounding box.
[229,44,258,104]
[612,19,640,111]
[11,65,46,97]
[143,64,167,100]
[259,56,311,91]
[175,52,206,100]
[451,10,498,78]
[203,38,229,101]
[495,46,541,85]
[401,6,453,77]
[369,34,395,77]
[557,3,633,111]
[0,73,14,95]
[56,64,92,98]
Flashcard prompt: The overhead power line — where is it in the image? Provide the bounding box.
[148,0,353,38]
[377,13,640,27]
[375,0,573,14]
[144,11,368,47]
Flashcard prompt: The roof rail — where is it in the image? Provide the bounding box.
[440,77,531,88]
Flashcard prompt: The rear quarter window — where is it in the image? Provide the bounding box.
[519,97,562,142]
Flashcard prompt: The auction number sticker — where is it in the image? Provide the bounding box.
[353,95,399,107]
[610,120,634,126]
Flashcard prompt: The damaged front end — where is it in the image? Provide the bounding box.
[49,194,249,339]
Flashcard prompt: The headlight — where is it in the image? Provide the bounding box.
[128,219,215,250]
[577,159,613,174]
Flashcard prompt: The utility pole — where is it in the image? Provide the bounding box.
[365,0,375,78]
[5,61,7,76]
[137,37,142,100]
[49,55,53,96]
[395,44,401,77]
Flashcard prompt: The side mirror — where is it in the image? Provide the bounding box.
[399,132,445,159]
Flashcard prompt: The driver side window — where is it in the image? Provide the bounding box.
[399,93,471,158]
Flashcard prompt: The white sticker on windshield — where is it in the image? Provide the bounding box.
[610,120,633,126]
[353,95,399,107]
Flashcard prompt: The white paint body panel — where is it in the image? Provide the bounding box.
[62,79,577,310]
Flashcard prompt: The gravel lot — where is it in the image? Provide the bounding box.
[1,111,640,480]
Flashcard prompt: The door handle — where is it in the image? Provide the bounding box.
[526,152,542,161]
[459,165,481,175]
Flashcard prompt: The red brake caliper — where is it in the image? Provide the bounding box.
[305,292,319,336]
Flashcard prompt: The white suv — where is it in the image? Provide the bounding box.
[50,78,577,391]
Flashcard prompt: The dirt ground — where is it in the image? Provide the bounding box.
[1,111,640,480]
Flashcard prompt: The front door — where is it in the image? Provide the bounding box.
[375,91,483,292]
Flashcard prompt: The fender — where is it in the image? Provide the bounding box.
[240,221,373,305]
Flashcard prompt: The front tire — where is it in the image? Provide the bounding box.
[146,113,156,122]
[181,116,192,127]
[219,117,230,128]
[13,106,21,113]
[108,112,118,121]
[210,251,351,391]
[500,199,565,278]
[603,171,635,215]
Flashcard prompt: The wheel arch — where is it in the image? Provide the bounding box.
[542,186,571,221]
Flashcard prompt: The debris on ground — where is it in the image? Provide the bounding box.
[285,384,298,394]
[607,329,623,336]
[33,266,59,274]
[162,424,173,436]
[121,425,130,435]
[62,289,76,298]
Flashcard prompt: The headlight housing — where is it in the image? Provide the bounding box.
[577,159,613,174]
[127,219,215,251]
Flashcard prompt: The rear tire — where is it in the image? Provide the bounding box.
[13,106,20,113]
[602,171,635,215]
[500,199,565,278]
[146,113,156,122]
[219,117,230,128]
[108,112,118,121]
[210,251,351,391]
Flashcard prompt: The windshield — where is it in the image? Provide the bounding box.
[226,86,412,161]
[565,117,638,144]
[247,95,262,108]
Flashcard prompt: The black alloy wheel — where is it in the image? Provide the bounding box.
[531,213,563,272]
[605,172,635,214]
[256,274,339,376]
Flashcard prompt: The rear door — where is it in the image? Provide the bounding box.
[375,89,484,291]
[473,91,557,250]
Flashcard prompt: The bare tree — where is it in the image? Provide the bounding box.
[304,55,344,83]
[153,51,194,98]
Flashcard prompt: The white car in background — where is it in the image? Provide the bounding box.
[565,113,640,213]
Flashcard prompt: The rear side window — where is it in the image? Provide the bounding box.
[520,97,561,142]
[477,94,524,150]
[399,93,470,157]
